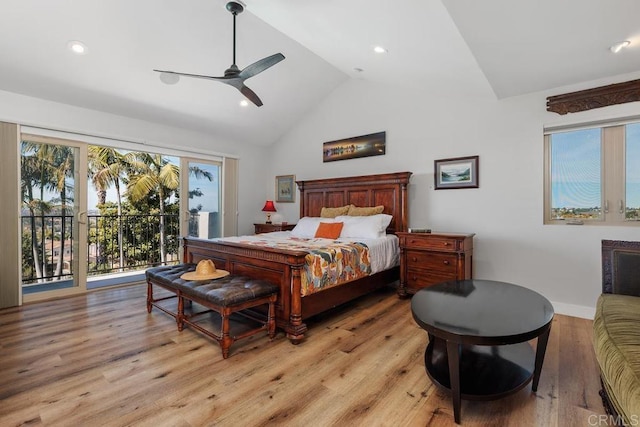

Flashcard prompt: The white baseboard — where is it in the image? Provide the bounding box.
[551,300,595,319]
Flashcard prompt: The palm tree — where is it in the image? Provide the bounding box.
[127,153,213,264]
[20,145,48,281]
[35,143,75,278]
[88,146,130,270]
[126,153,180,263]
[20,141,75,280]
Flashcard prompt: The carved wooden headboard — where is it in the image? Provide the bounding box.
[296,171,412,234]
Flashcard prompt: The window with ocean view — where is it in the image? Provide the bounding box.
[545,120,640,225]
[626,123,640,220]
[550,128,602,221]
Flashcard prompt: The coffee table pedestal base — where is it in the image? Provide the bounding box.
[425,337,535,423]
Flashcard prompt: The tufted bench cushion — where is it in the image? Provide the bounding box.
[145,263,279,358]
[146,264,277,306]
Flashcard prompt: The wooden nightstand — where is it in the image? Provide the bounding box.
[396,232,474,297]
[254,223,296,234]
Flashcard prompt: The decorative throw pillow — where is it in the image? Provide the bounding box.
[347,205,385,216]
[314,222,344,239]
[320,205,351,218]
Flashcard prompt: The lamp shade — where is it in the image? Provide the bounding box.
[262,200,277,212]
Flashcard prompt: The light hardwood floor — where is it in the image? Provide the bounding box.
[0,284,604,426]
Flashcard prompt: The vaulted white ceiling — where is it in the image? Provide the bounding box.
[0,0,638,146]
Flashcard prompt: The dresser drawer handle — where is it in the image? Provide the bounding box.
[411,257,418,262]
[443,260,450,265]
[412,276,417,281]
[443,242,451,246]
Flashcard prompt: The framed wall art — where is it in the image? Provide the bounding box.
[275,175,295,202]
[434,155,479,190]
[322,131,386,163]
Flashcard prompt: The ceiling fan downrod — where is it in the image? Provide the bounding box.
[226,2,244,71]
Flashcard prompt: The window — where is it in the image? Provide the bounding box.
[544,120,640,225]
[626,123,640,220]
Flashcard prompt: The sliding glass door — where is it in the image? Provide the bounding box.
[18,135,226,301]
[20,135,88,300]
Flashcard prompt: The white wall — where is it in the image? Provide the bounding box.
[266,73,640,318]
[0,89,266,236]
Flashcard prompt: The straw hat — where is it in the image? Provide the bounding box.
[180,259,229,281]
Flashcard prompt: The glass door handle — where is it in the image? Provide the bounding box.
[604,200,609,213]
[77,210,87,224]
[620,200,624,214]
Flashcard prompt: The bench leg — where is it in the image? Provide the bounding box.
[220,309,232,359]
[146,281,153,313]
[177,292,185,331]
[268,295,277,339]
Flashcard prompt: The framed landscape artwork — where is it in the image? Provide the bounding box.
[322,131,386,162]
[434,155,479,190]
[275,175,295,202]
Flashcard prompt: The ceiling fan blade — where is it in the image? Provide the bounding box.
[239,53,285,80]
[153,69,227,82]
[240,85,263,107]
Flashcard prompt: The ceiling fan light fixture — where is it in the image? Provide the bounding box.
[240,99,249,107]
[373,46,387,54]
[67,40,88,55]
[159,72,180,85]
[610,40,630,53]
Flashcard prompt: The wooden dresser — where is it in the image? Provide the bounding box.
[254,223,296,234]
[396,232,474,296]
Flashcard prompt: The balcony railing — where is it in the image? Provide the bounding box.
[21,213,181,285]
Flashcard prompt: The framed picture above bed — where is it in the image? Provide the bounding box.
[434,155,479,190]
[276,175,295,202]
[322,131,386,162]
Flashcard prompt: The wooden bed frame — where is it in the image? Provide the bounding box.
[182,171,412,343]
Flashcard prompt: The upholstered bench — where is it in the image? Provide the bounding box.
[146,263,278,358]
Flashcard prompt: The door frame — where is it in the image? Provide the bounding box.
[21,134,88,303]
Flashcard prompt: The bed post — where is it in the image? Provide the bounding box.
[297,180,306,219]
[400,179,409,232]
[286,265,307,343]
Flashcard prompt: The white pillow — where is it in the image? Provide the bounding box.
[290,217,334,238]
[335,214,393,239]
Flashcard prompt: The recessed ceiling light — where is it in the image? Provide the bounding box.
[373,46,387,54]
[67,40,88,55]
[610,40,630,53]
[240,99,249,107]
[159,72,180,85]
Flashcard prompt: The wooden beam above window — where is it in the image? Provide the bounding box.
[546,79,640,115]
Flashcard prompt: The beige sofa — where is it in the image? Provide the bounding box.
[593,240,640,425]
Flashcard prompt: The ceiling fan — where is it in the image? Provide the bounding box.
[154,1,285,107]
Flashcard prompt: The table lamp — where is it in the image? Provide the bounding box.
[261,200,277,224]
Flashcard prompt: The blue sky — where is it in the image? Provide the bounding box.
[551,123,640,209]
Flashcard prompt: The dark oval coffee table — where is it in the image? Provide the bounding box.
[411,279,554,424]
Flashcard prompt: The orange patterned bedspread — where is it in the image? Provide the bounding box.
[217,236,371,296]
